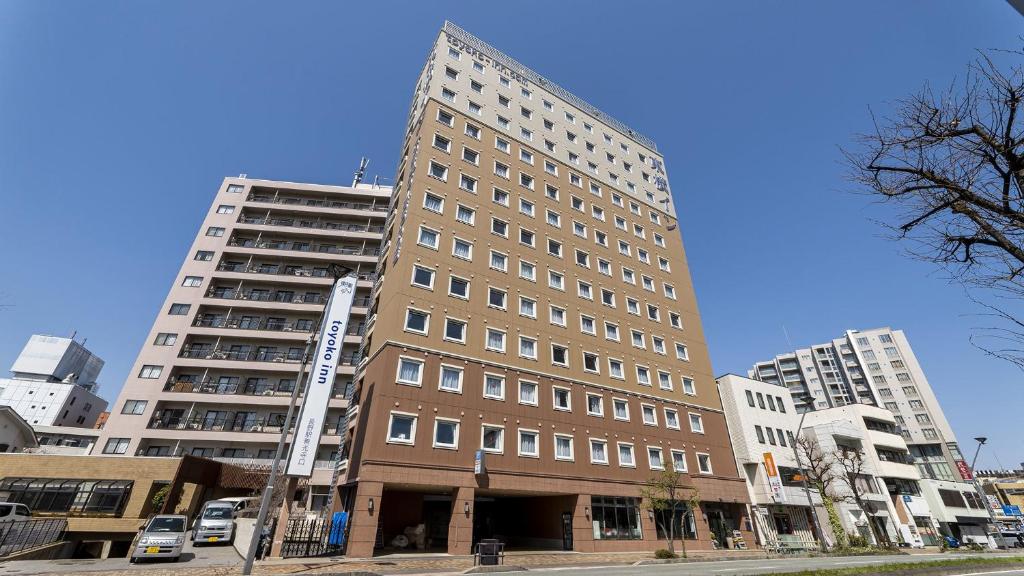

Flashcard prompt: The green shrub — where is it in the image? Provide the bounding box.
[654,549,678,559]
[846,533,870,548]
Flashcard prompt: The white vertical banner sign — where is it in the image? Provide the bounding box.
[286,276,357,477]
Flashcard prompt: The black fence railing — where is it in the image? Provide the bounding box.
[0,518,67,558]
[280,517,343,558]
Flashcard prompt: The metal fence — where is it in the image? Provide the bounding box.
[0,518,67,558]
[280,517,343,558]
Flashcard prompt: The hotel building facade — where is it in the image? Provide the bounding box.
[336,23,752,556]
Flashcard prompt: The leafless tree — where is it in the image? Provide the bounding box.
[846,48,1024,368]
[796,435,846,548]
[641,469,699,557]
[835,445,887,546]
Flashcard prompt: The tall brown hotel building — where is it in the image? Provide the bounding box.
[338,22,752,556]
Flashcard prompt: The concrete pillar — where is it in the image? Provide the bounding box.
[345,480,383,558]
[573,494,595,552]
[448,486,474,555]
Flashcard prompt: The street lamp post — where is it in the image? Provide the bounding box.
[969,437,1002,549]
[790,397,828,552]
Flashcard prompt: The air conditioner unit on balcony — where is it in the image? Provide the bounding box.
[247,424,261,432]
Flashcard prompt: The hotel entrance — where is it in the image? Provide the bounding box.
[472,493,577,551]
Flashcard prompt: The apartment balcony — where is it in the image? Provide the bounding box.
[867,429,908,451]
[244,194,389,214]
[236,216,385,235]
[193,314,316,334]
[225,239,381,260]
[149,415,289,434]
[203,289,371,313]
[177,346,362,366]
[876,460,921,481]
[162,378,350,399]
[214,263,378,284]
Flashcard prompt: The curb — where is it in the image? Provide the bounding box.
[462,566,528,574]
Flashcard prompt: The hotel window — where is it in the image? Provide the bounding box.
[548,238,563,258]
[568,152,579,164]
[205,226,224,237]
[439,365,463,393]
[544,139,556,152]
[411,265,435,290]
[589,183,602,197]
[481,425,504,453]
[631,330,645,349]
[598,290,615,309]
[571,196,584,211]
[670,450,687,472]
[657,370,672,390]
[549,305,566,326]
[500,76,510,87]
[578,282,593,301]
[520,148,534,164]
[153,333,177,346]
[545,184,560,200]
[121,400,148,415]
[445,66,458,80]
[598,259,611,275]
[519,260,536,281]
[670,312,682,329]
[459,174,477,193]
[473,60,484,73]
[139,365,163,379]
[641,404,657,426]
[433,133,451,152]
[647,304,660,321]
[648,447,665,470]
[548,270,564,290]
[520,172,534,189]
[493,187,509,206]
[485,328,506,352]
[518,429,540,457]
[494,161,509,179]
[484,374,505,400]
[654,234,666,247]
[490,250,508,271]
[103,438,130,455]
[387,412,417,445]
[689,413,705,434]
[567,131,577,143]
[495,136,510,152]
[488,287,507,310]
[465,123,481,139]
[659,258,671,272]
[454,236,473,259]
[437,108,455,126]
[622,268,636,284]
[675,343,689,360]
[682,377,696,395]
[664,284,677,299]
[552,386,572,411]
[590,439,609,464]
[519,228,535,247]
[629,202,641,215]
[570,173,582,187]
[697,453,713,474]
[546,209,561,227]
[586,393,604,416]
[551,344,569,367]
[470,79,483,93]
[608,358,624,379]
[618,241,630,256]
[514,200,534,220]
[519,380,538,405]
[433,418,459,450]
[573,221,587,238]
[583,351,600,373]
[520,127,533,141]
[441,87,456,102]
[580,313,596,334]
[397,357,424,386]
[216,204,234,214]
[405,308,429,334]
[605,322,620,341]
[444,318,467,343]
[665,409,680,430]
[519,336,537,359]
[617,443,636,467]
[520,107,532,120]
[456,205,475,225]
[423,192,444,213]
[611,398,630,422]
[519,296,536,318]
[498,94,510,107]
[194,250,213,261]
[642,276,655,291]
[554,434,574,461]
[636,366,651,386]
[448,275,470,299]
[417,226,439,249]
[462,147,479,165]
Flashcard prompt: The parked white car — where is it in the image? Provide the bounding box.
[130,515,186,563]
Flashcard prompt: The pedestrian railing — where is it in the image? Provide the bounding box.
[0,518,67,558]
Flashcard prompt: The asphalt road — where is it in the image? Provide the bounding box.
[0,531,241,575]
[520,552,1024,576]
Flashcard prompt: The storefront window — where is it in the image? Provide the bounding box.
[654,503,697,540]
[591,496,642,540]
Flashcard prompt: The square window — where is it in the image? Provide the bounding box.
[490,250,508,271]
[608,358,624,379]
[519,380,538,405]
[641,404,657,426]
[481,425,505,453]
[583,351,599,373]
[549,305,566,326]
[412,265,435,289]
[444,318,466,343]
[551,344,568,366]
[456,204,475,225]
[689,413,704,434]
[433,418,460,449]
[488,287,507,309]
[519,296,536,318]
[405,309,429,334]
[397,357,424,386]
[520,260,536,281]
[665,409,680,430]
[520,198,535,217]
[493,187,509,205]
[449,275,470,298]
[518,429,540,457]
[519,336,537,359]
[417,226,439,249]
[697,453,713,474]
[617,443,635,467]
[586,393,604,416]
[636,366,651,386]
[387,412,417,444]
[590,439,608,464]
[613,398,629,420]
[485,328,506,352]
[439,365,463,393]
[424,192,444,213]
[648,447,664,470]
[484,373,505,400]
[682,377,696,395]
[554,434,574,461]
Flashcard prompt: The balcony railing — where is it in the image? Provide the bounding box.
[246,194,389,212]
[163,377,349,398]
[178,346,362,365]
[227,239,381,258]
[192,315,316,334]
[204,288,372,307]
[148,414,345,436]
[238,216,385,234]
[215,263,378,282]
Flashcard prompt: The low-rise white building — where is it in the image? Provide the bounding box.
[0,406,38,453]
[718,374,830,551]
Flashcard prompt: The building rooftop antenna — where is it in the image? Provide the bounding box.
[352,157,369,187]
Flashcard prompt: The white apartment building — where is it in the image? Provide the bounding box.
[750,327,990,543]
[717,374,828,551]
[802,404,933,547]
[0,335,108,427]
[95,176,390,512]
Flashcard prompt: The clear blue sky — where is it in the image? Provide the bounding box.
[1,1,1020,468]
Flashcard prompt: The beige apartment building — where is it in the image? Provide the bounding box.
[96,177,391,509]
[335,22,752,557]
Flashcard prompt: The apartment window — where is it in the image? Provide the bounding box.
[519,296,536,318]
[519,380,538,405]
[622,268,636,285]
[654,234,666,247]
[519,336,537,359]
[647,304,660,321]
[520,198,535,217]
[437,108,455,126]
[387,412,417,445]
[439,365,463,393]
[664,284,677,299]
[648,447,665,470]
[495,136,510,152]
[575,249,590,268]
[638,405,657,427]
[462,147,479,165]
[601,289,615,307]
[206,226,224,237]
[138,365,163,379]
[549,305,566,326]
[433,133,451,152]
[520,127,533,141]
[484,374,505,400]
[518,429,540,457]
[465,123,481,139]
[545,184,559,200]
[665,409,680,430]
[449,275,470,298]
[411,265,435,289]
[675,343,689,361]
[583,351,600,373]
[482,425,504,453]
[590,439,609,464]
[520,149,534,165]
[547,238,562,258]
[490,250,507,271]
[657,371,672,390]
[405,308,429,334]
[697,453,713,474]
[153,333,177,346]
[519,260,536,281]
[551,344,569,366]
[916,413,932,424]
[635,366,650,386]
[459,174,478,193]
[441,87,456,102]
[225,183,243,193]
[424,192,444,213]
[519,228,535,247]
[682,377,696,395]
[631,330,645,349]
[397,357,424,386]
[194,250,213,261]
[608,358,624,379]
[546,210,562,228]
[417,226,439,249]
[433,418,460,450]
[548,270,564,290]
[578,282,593,301]
[121,400,147,415]
[618,443,636,467]
[497,116,511,130]
[493,187,509,206]
[605,322,620,341]
[216,204,235,215]
[485,328,506,352]
[909,400,924,410]
[488,287,507,310]
[554,434,574,461]
[570,173,582,187]
[671,450,688,473]
[689,413,704,434]
[618,240,630,256]
[444,317,467,343]
[103,438,130,455]
[642,276,654,291]
[494,161,509,179]
[598,259,611,275]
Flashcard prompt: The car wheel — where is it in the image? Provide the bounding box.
[129,557,137,564]
[172,556,180,563]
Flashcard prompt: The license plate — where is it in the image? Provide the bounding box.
[207,536,219,542]
[145,546,160,554]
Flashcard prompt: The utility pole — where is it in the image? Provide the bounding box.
[791,397,827,552]
[969,437,1002,549]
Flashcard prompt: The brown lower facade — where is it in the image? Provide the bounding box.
[339,344,753,556]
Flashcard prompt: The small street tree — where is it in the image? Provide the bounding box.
[835,445,887,546]
[641,468,699,558]
[796,435,846,549]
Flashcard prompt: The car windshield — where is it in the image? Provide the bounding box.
[203,507,232,519]
[147,517,185,532]
[0,505,11,516]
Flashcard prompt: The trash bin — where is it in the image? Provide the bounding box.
[477,539,501,565]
